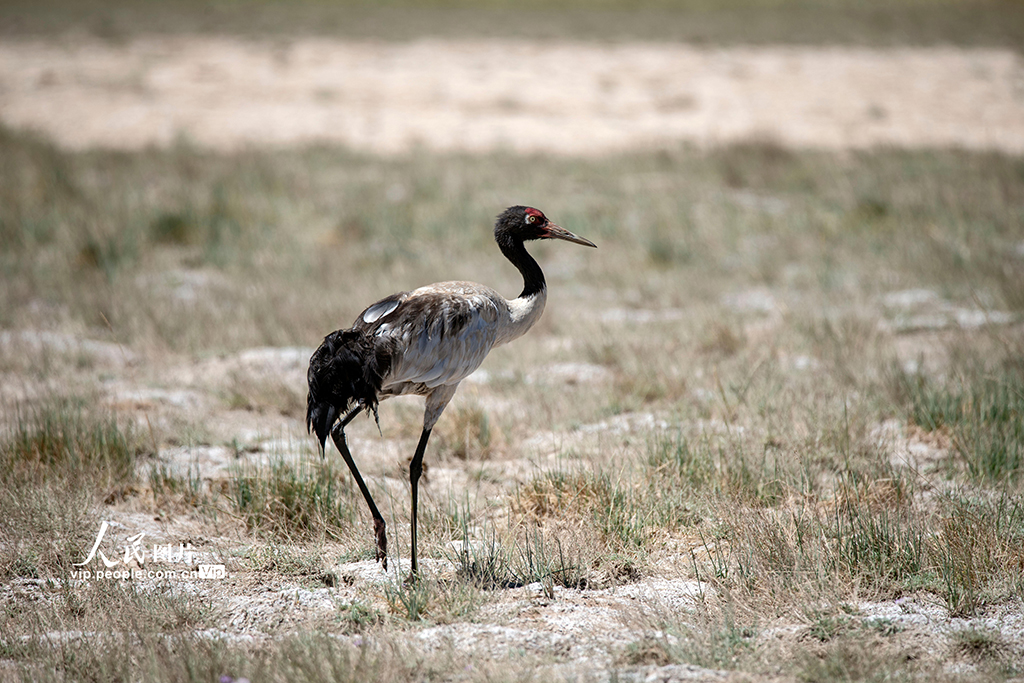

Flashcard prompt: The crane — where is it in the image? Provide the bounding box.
[306,206,596,578]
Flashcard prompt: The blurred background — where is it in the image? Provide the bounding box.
[2,0,1022,355]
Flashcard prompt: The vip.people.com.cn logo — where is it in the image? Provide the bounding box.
[70,521,226,581]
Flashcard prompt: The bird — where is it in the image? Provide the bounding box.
[306,206,596,578]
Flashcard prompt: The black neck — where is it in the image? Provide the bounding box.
[497,234,545,299]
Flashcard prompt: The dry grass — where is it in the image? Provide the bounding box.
[2,52,1024,677]
[3,0,1024,50]
[0,398,149,582]
[230,458,359,543]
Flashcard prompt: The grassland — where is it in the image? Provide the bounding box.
[2,118,1023,679]
[2,0,1024,674]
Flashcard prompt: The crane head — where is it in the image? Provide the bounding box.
[495,206,597,248]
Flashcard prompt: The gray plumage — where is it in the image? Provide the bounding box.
[306,206,596,577]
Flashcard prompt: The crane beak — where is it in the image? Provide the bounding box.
[543,223,597,248]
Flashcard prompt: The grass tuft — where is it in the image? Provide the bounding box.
[436,403,493,460]
[623,607,757,671]
[230,458,356,542]
[515,467,650,552]
[441,500,591,593]
[826,473,927,589]
[0,397,145,580]
[336,600,385,634]
[795,637,915,683]
[894,362,1024,482]
[933,492,1024,616]
[1,397,145,488]
[244,543,325,577]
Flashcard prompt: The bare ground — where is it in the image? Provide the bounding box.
[1,37,1023,154]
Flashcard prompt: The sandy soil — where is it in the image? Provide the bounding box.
[1,36,1023,154]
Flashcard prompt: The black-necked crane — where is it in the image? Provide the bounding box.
[306,206,595,578]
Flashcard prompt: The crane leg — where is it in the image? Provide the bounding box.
[330,407,389,570]
[408,427,433,580]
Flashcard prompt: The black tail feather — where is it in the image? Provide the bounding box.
[306,329,386,454]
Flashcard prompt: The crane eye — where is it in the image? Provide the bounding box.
[525,215,536,224]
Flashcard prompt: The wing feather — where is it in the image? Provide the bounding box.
[352,283,506,392]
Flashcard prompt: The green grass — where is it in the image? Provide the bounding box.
[690,473,1024,617]
[952,625,1016,677]
[336,599,385,634]
[825,472,926,589]
[0,484,94,581]
[148,461,208,508]
[243,542,326,577]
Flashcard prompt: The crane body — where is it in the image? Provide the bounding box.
[306,206,595,577]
